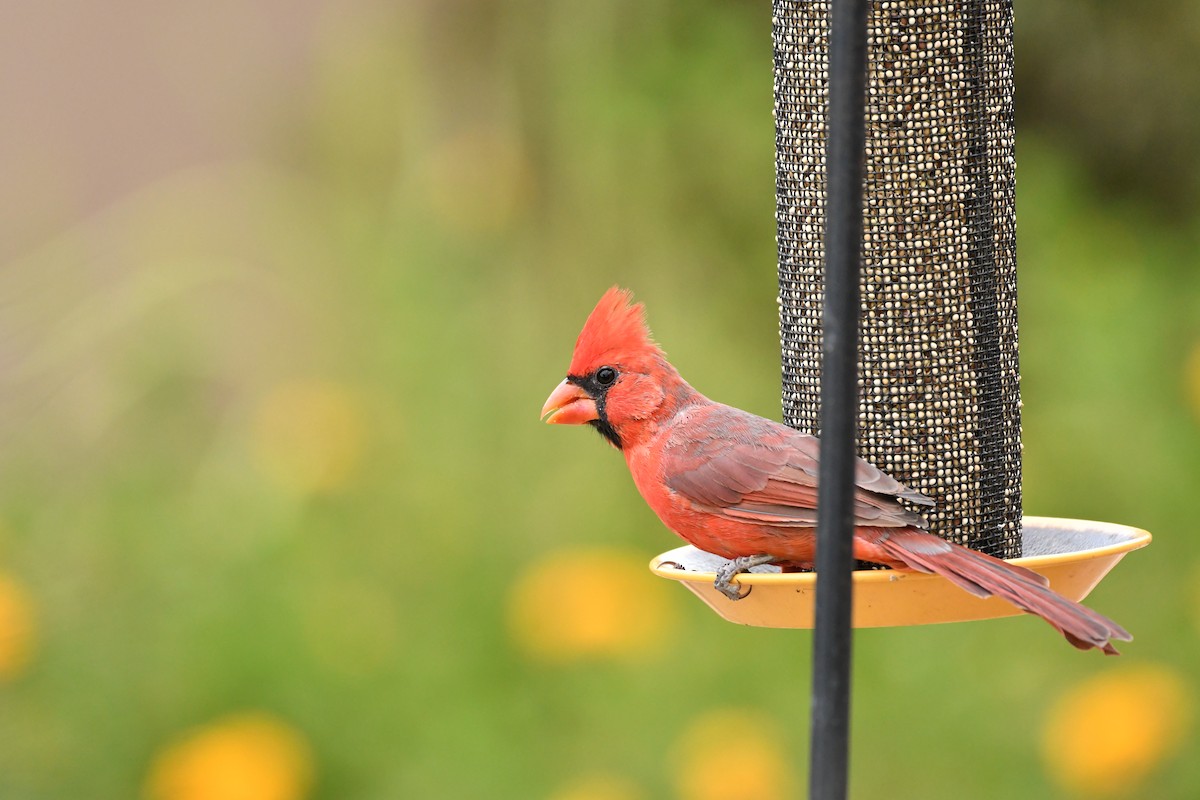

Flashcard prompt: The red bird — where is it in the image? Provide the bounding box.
[541,287,1131,654]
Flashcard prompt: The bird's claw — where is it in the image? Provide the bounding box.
[713,554,775,601]
[714,574,752,601]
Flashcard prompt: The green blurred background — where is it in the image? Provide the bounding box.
[1,2,1198,798]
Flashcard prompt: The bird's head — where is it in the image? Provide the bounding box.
[540,287,680,449]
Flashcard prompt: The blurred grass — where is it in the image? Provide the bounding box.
[1,2,1198,799]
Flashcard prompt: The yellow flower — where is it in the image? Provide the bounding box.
[1041,665,1193,796]
[146,713,314,800]
[508,547,675,662]
[671,709,795,800]
[252,380,366,494]
[0,573,35,681]
[547,773,645,800]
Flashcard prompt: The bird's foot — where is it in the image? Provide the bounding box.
[713,554,776,601]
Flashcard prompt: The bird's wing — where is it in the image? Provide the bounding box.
[662,403,931,529]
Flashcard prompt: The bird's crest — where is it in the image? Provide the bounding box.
[569,287,662,375]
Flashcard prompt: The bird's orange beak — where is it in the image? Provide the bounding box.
[541,379,599,425]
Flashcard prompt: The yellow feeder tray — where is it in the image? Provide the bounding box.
[649,516,1150,629]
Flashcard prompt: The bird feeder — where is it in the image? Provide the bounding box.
[650,0,1149,631]
[644,2,1150,797]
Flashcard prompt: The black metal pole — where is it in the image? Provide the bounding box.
[809,0,868,798]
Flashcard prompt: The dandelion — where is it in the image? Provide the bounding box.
[146,712,314,800]
[508,547,675,662]
[1041,665,1193,796]
[0,573,35,681]
[671,709,794,800]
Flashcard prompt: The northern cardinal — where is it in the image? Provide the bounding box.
[541,287,1131,654]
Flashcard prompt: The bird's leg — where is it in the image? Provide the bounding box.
[713,554,776,600]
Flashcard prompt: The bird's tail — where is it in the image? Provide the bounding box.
[858,527,1132,655]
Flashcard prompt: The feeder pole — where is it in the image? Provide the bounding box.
[809,0,868,798]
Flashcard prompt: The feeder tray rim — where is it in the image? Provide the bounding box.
[647,516,1150,630]
[649,515,1150,588]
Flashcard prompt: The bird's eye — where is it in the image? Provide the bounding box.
[596,366,618,386]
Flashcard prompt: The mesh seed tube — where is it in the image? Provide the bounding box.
[774,0,1021,557]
